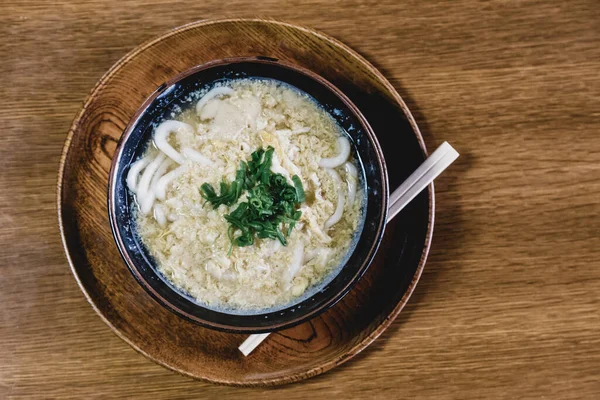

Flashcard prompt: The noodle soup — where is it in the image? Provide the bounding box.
[127,79,365,312]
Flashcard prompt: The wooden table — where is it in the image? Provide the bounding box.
[2,1,599,398]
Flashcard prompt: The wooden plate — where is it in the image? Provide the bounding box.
[57,18,434,386]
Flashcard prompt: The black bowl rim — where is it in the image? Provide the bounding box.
[108,56,389,333]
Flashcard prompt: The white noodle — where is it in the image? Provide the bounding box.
[305,247,329,262]
[309,172,325,202]
[155,165,188,201]
[270,153,292,181]
[126,156,151,193]
[150,158,173,192]
[137,153,165,201]
[153,203,167,227]
[319,136,351,168]
[276,127,310,135]
[181,147,214,166]
[301,206,332,243]
[282,155,302,178]
[344,161,358,206]
[288,145,299,161]
[305,249,331,274]
[284,242,305,285]
[141,158,172,221]
[309,173,320,186]
[140,191,156,215]
[324,168,345,229]
[154,120,194,164]
[199,99,221,120]
[265,131,303,180]
[195,86,234,114]
[292,127,310,134]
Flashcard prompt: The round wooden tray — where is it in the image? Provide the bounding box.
[57,18,434,386]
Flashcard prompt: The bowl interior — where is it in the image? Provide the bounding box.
[109,58,387,333]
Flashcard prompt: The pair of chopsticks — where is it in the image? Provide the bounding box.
[239,141,459,356]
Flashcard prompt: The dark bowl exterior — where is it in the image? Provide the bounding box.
[108,57,388,333]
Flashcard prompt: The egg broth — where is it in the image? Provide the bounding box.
[129,79,366,312]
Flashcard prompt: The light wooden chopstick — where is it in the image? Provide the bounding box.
[388,141,459,221]
[239,333,270,356]
[239,142,459,356]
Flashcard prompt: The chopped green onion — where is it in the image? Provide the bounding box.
[201,147,305,249]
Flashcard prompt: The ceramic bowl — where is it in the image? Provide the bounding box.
[108,57,388,333]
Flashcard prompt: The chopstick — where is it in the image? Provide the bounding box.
[388,141,459,221]
[239,142,459,356]
[239,333,271,356]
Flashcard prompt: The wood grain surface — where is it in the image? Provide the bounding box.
[1,1,599,399]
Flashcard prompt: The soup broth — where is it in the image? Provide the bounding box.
[127,79,365,312]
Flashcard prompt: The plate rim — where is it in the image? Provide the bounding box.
[56,17,434,386]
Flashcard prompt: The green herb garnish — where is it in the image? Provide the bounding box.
[200,147,305,249]
[199,162,246,207]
